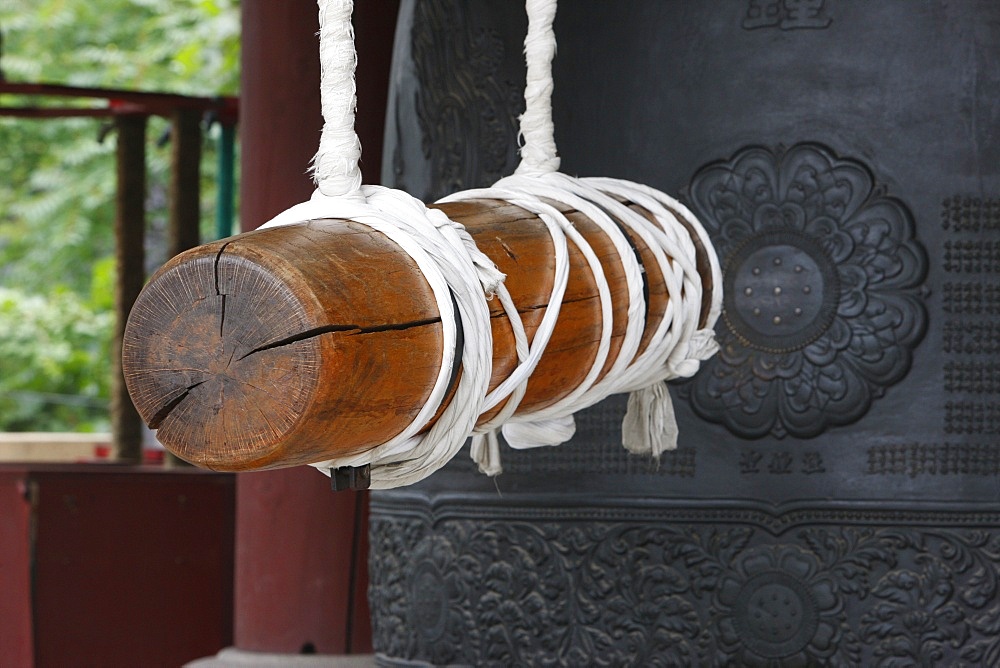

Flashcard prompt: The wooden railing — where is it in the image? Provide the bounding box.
[0,81,238,462]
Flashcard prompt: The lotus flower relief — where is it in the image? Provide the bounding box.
[681,143,927,438]
[714,546,845,666]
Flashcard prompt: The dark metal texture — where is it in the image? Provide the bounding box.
[371,486,1000,667]
[683,142,929,439]
[332,465,373,492]
[374,0,1000,665]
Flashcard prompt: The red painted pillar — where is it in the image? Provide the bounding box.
[236,0,397,654]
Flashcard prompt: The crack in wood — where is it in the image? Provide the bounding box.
[237,316,443,361]
[497,237,518,261]
[214,241,231,338]
[147,380,206,429]
[515,294,601,313]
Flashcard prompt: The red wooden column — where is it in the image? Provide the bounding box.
[235,0,397,655]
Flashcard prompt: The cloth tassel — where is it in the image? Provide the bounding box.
[622,381,678,458]
[502,415,576,449]
[667,329,719,379]
[471,430,503,476]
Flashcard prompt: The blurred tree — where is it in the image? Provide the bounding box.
[0,0,240,430]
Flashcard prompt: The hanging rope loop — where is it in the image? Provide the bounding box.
[494,0,723,467]
[516,0,561,175]
[313,0,364,198]
[254,0,722,485]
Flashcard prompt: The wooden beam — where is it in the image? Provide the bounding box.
[0,81,237,117]
[122,195,712,472]
[168,109,203,259]
[112,114,148,464]
[0,107,114,119]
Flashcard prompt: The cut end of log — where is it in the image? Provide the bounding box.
[123,221,447,471]
[124,245,322,469]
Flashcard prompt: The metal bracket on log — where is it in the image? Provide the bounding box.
[331,465,372,492]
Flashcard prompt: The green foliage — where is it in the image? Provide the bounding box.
[0,0,240,430]
[0,0,240,94]
[0,278,113,431]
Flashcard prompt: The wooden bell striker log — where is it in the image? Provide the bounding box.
[122,195,715,471]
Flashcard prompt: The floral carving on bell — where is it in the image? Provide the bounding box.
[714,546,842,666]
[370,515,1000,665]
[405,534,477,662]
[681,143,928,438]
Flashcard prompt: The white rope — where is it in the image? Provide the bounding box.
[263,0,503,487]
[312,0,363,198]
[251,0,722,485]
[586,177,722,457]
[485,172,715,459]
[496,184,615,438]
[516,0,560,175]
[591,181,704,385]
[437,188,572,473]
[492,173,641,440]
[436,172,703,466]
[474,0,719,464]
[437,171,716,469]
[255,0,508,487]
[586,177,724,330]
[262,187,499,488]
